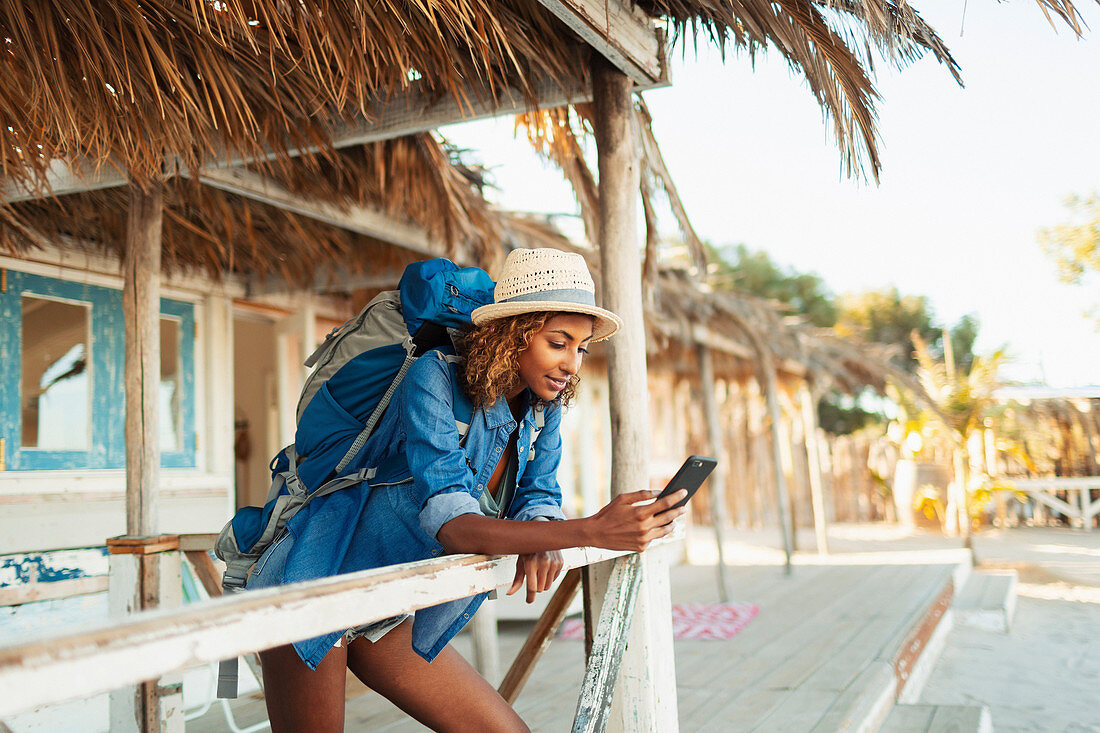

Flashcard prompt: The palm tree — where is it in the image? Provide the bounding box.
[909,332,1008,545]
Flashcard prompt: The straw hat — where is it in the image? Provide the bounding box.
[471,248,623,341]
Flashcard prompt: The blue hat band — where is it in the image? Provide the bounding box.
[500,287,596,307]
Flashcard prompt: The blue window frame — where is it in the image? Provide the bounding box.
[0,270,196,470]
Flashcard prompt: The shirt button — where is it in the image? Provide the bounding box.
[495,447,501,453]
[463,613,469,619]
[477,484,483,491]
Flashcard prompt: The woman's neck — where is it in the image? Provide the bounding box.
[507,390,527,421]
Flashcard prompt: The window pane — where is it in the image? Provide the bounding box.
[21,296,91,450]
[160,318,181,452]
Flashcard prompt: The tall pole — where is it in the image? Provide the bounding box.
[113,179,183,732]
[799,382,829,555]
[761,355,795,574]
[123,180,163,537]
[696,344,732,601]
[589,56,677,731]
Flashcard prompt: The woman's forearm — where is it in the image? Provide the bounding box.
[435,489,688,556]
[436,513,593,555]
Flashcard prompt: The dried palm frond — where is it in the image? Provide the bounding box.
[1030,0,1090,34]
[646,0,894,179]
[0,0,588,193]
[516,106,600,243]
[635,98,707,275]
[814,1,961,84]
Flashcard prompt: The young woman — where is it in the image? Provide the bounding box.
[249,248,686,732]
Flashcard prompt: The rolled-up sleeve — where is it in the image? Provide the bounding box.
[510,404,568,522]
[397,357,483,541]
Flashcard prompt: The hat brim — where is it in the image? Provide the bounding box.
[471,301,623,342]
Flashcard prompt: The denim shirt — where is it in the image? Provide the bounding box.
[247,351,567,669]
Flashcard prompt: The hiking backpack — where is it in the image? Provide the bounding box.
[211,257,544,697]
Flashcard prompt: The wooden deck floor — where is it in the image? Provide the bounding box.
[188,552,964,732]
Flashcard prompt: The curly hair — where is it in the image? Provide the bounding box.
[460,311,580,410]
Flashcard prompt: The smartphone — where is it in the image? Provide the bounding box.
[656,455,717,512]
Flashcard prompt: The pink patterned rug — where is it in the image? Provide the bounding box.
[557,603,760,641]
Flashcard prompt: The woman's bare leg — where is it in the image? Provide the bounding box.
[259,641,348,733]
[346,620,528,733]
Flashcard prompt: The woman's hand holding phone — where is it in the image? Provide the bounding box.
[584,489,688,552]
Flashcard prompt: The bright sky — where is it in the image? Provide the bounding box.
[442,0,1100,388]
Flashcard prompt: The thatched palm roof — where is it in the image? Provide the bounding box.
[8,0,1082,198]
[0,1,587,191]
[0,1,1090,296]
[0,0,1082,205]
[647,269,901,391]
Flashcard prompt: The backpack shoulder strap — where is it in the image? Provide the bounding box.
[527,403,545,459]
[438,351,474,445]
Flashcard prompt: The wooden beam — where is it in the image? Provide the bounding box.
[0,158,128,203]
[799,382,830,555]
[194,167,437,257]
[0,543,651,718]
[177,533,219,553]
[761,351,796,573]
[499,568,582,704]
[691,324,754,360]
[697,344,732,603]
[0,576,109,606]
[535,0,665,86]
[2,74,599,203]
[247,264,408,296]
[726,316,795,572]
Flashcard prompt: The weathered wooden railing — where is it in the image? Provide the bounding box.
[0,535,679,731]
[997,476,1100,530]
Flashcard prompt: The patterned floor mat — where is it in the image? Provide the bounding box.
[557,602,759,640]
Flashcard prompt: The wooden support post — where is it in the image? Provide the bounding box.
[123,180,163,537]
[799,383,829,555]
[697,344,732,602]
[499,569,581,704]
[589,56,678,731]
[777,400,798,553]
[728,330,795,572]
[107,536,183,733]
[572,555,643,733]
[115,180,179,733]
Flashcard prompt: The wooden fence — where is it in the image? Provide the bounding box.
[677,375,891,532]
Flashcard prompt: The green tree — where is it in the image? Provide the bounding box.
[835,288,978,374]
[707,244,837,327]
[1038,193,1100,323]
